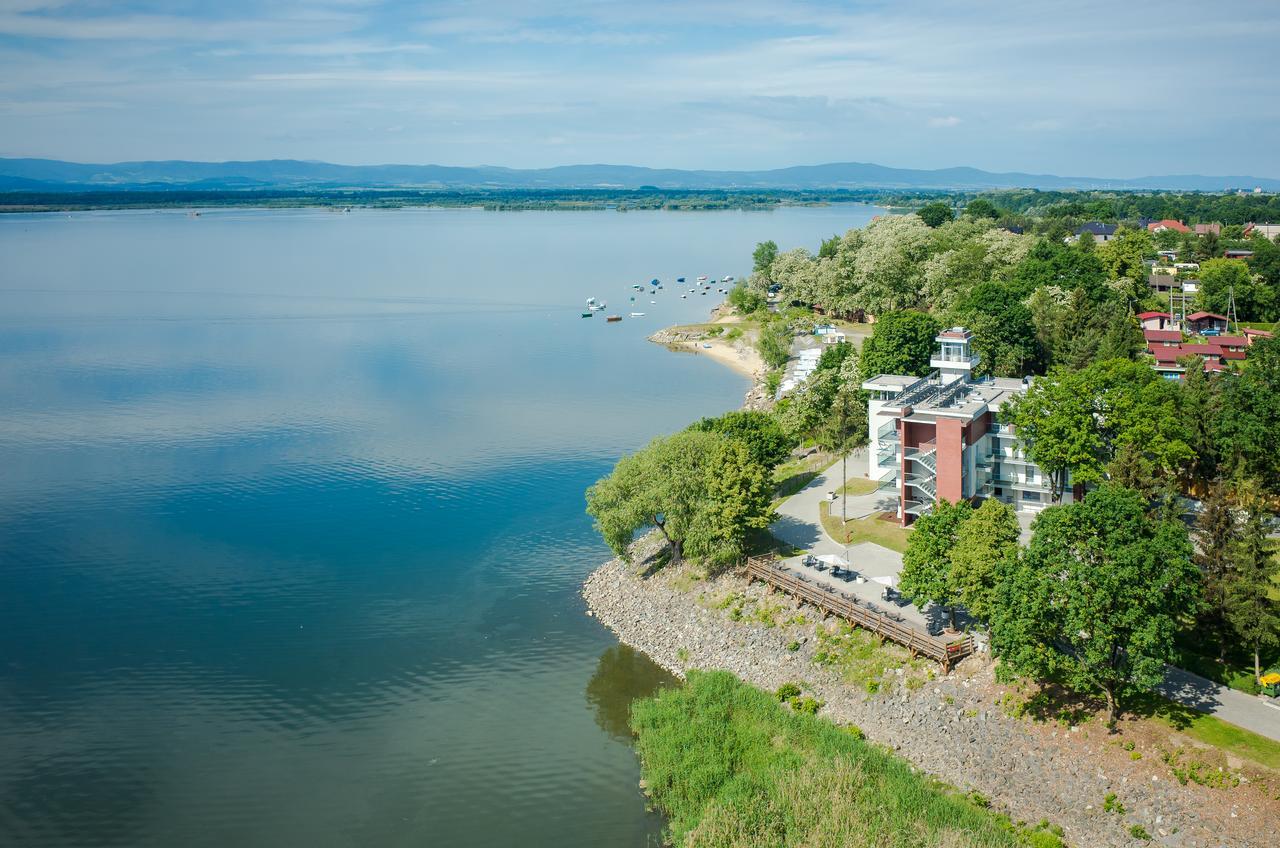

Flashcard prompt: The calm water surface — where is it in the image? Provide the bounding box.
[0,204,880,846]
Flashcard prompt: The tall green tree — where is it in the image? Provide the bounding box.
[858,310,941,378]
[962,198,1002,220]
[688,410,794,471]
[1196,258,1267,321]
[949,281,1042,376]
[752,240,779,281]
[950,498,1021,623]
[1216,336,1280,496]
[1194,482,1239,658]
[1179,362,1221,486]
[586,431,772,569]
[900,499,973,629]
[917,201,955,228]
[1095,226,1154,284]
[1226,510,1280,683]
[756,319,794,370]
[989,485,1199,726]
[1004,369,1104,501]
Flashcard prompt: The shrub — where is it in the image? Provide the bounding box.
[775,682,801,702]
[1129,824,1151,841]
[792,696,823,715]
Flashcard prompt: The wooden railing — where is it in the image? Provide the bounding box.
[744,555,973,671]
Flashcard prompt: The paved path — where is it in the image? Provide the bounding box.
[1156,665,1280,742]
[771,452,896,555]
[770,458,1280,741]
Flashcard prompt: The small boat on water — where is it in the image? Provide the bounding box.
[632,284,644,291]
[722,276,734,283]
[630,311,645,317]
[650,278,660,286]
[697,275,708,283]
[650,300,657,304]
[581,311,593,318]
[606,315,622,322]
[681,294,687,298]
[676,277,686,283]
[585,297,606,311]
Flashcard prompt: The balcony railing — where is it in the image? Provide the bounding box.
[876,444,897,466]
[877,419,899,442]
[905,475,937,500]
[906,440,937,473]
[903,499,934,516]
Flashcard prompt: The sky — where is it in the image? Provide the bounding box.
[1,0,1278,177]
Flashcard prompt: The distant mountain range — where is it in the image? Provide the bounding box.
[1,157,1276,193]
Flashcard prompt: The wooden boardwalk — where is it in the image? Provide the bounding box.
[744,555,974,672]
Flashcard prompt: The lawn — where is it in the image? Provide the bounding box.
[819,501,911,553]
[1130,691,1280,771]
[630,670,1062,848]
[837,477,880,496]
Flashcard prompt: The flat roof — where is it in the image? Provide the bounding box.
[862,374,920,391]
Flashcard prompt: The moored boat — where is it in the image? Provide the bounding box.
[606,315,622,322]
[585,297,606,311]
[676,277,686,283]
[630,311,645,317]
[581,311,593,318]
[697,275,708,283]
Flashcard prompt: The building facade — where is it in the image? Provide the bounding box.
[862,329,1071,525]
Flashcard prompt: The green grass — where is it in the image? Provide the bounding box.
[837,477,880,496]
[631,671,1061,848]
[772,452,832,503]
[819,501,911,553]
[1129,691,1280,771]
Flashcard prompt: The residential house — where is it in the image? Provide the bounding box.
[1195,223,1222,236]
[1147,342,1229,380]
[1186,311,1229,334]
[1148,274,1182,294]
[1148,219,1190,233]
[1143,328,1182,347]
[1243,223,1280,240]
[1073,222,1117,242]
[1137,311,1178,331]
[1214,336,1248,358]
[863,328,1072,525]
[1243,327,1275,346]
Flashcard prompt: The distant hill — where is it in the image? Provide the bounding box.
[1,157,1276,193]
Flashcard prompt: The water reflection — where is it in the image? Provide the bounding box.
[586,645,679,741]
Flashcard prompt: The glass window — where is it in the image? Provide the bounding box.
[1021,491,1040,502]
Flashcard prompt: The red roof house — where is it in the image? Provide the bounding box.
[1137,310,1178,331]
[1144,329,1183,345]
[1243,327,1274,346]
[1148,219,1190,233]
[1185,311,1229,334]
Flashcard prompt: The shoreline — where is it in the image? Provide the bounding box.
[589,308,1273,848]
[583,546,1272,848]
[672,337,763,380]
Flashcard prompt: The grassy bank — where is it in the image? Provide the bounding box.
[631,670,1064,848]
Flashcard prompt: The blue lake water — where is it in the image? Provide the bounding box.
[0,203,881,847]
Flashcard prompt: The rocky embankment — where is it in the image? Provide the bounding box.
[583,540,1271,848]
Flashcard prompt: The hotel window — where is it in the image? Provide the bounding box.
[1021,491,1040,502]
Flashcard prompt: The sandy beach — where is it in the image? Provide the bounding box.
[679,338,763,378]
